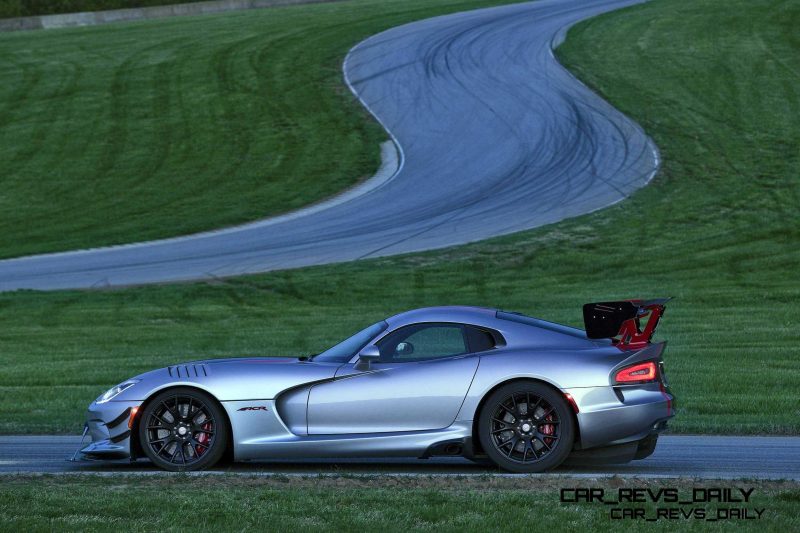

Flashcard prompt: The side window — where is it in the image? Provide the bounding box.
[377,324,467,362]
[464,325,497,353]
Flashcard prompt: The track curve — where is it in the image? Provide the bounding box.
[0,0,658,291]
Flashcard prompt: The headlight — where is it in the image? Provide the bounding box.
[96,380,140,404]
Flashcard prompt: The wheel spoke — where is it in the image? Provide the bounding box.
[501,434,515,446]
[192,410,212,424]
[156,436,175,449]
[151,413,172,427]
[536,436,553,452]
[496,403,515,419]
[168,443,179,463]
[188,441,201,458]
[489,392,565,465]
[525,439,539,461]
[161,400,178,421]
[144,396,218,466]
[505,437,518,457]
[491,416,513,427]
[531,397,542,412]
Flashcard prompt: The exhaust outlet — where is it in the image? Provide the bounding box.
[443,443,463,456]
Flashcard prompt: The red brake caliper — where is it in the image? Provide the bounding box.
[540,414,555,447]
[195,422,212,456]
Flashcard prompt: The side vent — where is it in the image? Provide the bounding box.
[167,364,209,379]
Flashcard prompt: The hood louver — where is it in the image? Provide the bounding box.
[167,364,209,379]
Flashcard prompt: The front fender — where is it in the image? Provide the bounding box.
[110,360,339,403]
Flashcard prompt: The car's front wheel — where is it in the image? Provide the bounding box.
[138,387,228,471]
[478,381,574,473]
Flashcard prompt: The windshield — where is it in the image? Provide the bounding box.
[312,321,388,363]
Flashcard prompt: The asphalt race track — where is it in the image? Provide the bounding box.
[1,435,798,479]
[0,0,658,291]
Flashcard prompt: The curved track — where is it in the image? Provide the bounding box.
[0,0,658,291]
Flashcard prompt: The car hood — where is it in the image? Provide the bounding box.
[119,357,342,402]
[198,357,299,365]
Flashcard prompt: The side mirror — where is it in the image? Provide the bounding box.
[355,345,380,371]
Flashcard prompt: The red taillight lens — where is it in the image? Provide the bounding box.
[615,361,657,383]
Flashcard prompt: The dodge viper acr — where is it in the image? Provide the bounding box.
[79,300,675,472]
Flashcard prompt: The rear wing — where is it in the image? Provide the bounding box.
[582,298,671,348]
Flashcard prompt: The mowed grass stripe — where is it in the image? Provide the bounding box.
[1,476,799,531]
[0,0,521,259]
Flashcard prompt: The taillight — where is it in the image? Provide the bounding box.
[614,361,657,384]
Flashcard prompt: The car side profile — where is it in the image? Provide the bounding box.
[78,300,674,472]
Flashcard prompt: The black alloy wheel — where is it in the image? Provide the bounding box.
[138,387,228,471]
[478,381,574,473]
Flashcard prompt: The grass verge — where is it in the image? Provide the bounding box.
[0,0,798,435]
[0,475,797,530]
[0,0,518,258]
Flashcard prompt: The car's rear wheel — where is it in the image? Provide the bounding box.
[138,387,228,471]
[478,381,574,473]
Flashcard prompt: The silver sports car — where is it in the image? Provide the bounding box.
[78,300,674,472]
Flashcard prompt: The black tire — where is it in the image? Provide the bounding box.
[138,387,229,472]
[478,381,574,473]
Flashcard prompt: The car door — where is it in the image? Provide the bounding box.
[306,323,482,434]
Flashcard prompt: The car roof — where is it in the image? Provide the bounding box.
[384,306,597,348]
[385,306,497,326]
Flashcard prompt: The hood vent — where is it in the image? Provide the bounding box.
[167,364,209,379]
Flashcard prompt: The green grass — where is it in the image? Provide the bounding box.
[0,0,519,259]
[1,0,799,436]
[1,476,798,531]
[0,0,210,19]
